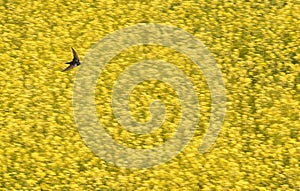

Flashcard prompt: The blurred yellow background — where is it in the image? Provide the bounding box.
[0,0,299,190]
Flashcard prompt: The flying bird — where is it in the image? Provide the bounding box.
[62,47,81,72]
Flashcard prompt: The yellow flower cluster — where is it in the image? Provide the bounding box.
[0,0,299,190]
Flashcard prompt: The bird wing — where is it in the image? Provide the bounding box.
[71,47,79,62]
[62,64,75,72]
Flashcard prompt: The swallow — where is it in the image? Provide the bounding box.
[62,47,81,72]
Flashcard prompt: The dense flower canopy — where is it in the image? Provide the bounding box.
[0,0,299,190]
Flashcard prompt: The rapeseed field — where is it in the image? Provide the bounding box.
[0,0,299,190]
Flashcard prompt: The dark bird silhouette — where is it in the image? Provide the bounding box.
[62,47,81,72]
